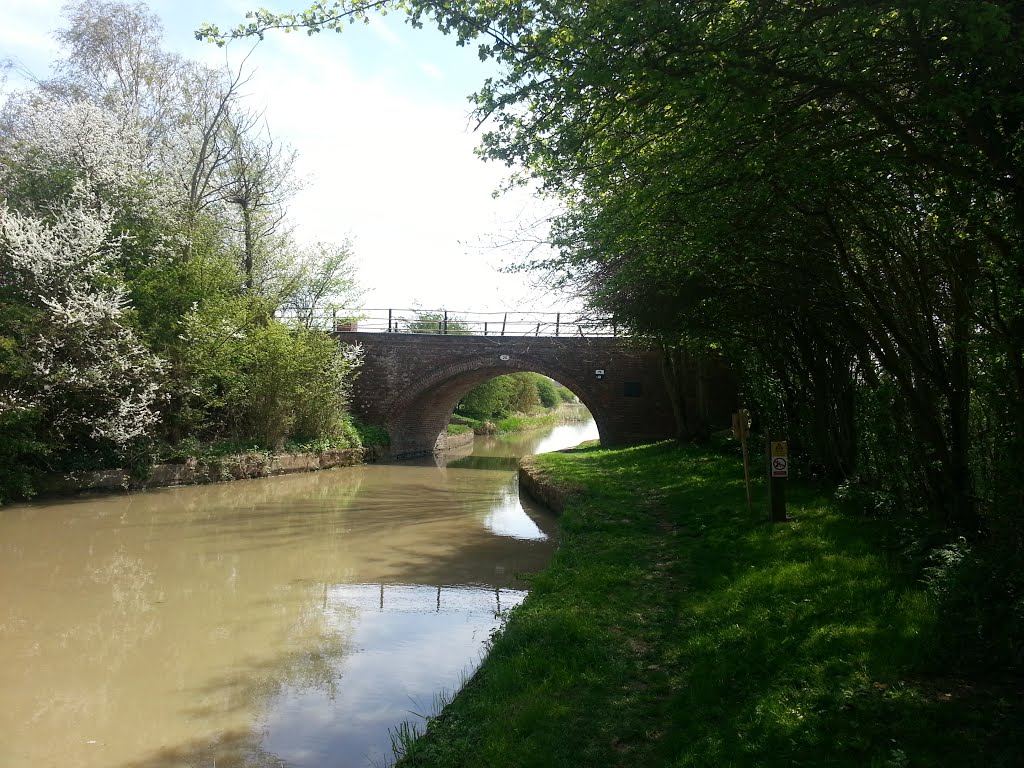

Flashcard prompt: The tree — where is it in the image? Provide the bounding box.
[48,0,187,161]
[199,0,1024,537]
[534,376,558,409]
[405,310,471,334]
[220,109,301,292]
[0,183,165,460]
[458,376,516,419]
[277,240,364,329]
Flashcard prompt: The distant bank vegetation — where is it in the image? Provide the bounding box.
[450,374,584,434]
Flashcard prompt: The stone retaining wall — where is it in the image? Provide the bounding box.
[518,455,583,514]
[41,447,379,497]
[445,430,476,451]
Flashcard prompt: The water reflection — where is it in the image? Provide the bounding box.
[263,584,527,768]
[446,455,521,471]
[0,418,595,768]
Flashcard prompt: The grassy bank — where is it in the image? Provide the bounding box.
[395,441,1021,767]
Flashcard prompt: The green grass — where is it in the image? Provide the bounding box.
[397,441,1022,768]
[447,423,473,436]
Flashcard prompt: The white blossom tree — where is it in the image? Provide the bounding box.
[0,182,165,451]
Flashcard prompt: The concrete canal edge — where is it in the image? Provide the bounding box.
[518,454,585,514]
[443,430,476,451]
[39,446,385,497]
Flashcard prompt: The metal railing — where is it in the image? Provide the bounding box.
[275,308,620,337]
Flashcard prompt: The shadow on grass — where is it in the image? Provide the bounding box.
[399,441,1023,768]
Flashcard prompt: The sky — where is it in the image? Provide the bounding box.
[1,0,566,314]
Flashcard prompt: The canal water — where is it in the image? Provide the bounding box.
[0,418,598,768]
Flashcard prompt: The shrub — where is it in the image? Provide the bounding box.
[535,376,559,408]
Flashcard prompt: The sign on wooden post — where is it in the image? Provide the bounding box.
[770,441,789,478]
[767,436,789,522]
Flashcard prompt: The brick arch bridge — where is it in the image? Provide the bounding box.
[342,332,735,458]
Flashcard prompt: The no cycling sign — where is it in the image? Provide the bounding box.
[770,441,789,478]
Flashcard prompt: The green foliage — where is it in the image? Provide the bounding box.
[405,310,471,334]
[354,420,390,447]
[507,373,540,413]
[534,377,558,408]
[156,437,265,465]
[127,217,243,350]
[0,407,48,504]
[458,373,563,420]
[278,239,364,328]
[181,304,362,448]
[458,376,518,419]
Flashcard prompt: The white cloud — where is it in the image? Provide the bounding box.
[364,15,405,49]
[418,61,444,80]
[243,26,551,310]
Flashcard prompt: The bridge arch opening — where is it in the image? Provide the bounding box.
[382,356,608,457]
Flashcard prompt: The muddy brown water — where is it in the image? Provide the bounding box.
[0,419,598,768]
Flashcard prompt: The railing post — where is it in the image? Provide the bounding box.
[443,311,448,335]
[535,322,541,336]
[501,313,507,336]
[388,308,392,332]
[484,321,488,336]
[555,313,560,337]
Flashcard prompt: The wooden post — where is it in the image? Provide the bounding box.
[733,410,753,516]
[767,436,789,522]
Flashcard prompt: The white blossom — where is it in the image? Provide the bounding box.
[0,192,165,447]
[3,94,146,199]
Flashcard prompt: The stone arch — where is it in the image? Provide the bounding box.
[383,355,607,457]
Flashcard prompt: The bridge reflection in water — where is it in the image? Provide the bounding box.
[331,583,520,618]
